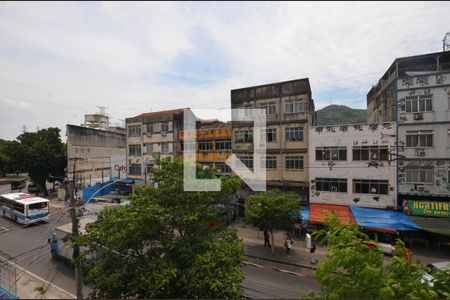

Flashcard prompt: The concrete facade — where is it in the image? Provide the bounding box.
[309,122,397,209]
[230,78,316,201]
[66,125,126,188]
[367,51,450,203]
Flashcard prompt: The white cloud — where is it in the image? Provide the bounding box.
[0,1,449,140]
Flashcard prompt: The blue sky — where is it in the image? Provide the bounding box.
[1,2,449,140]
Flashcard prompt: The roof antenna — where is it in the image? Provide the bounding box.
[443,32,450,51]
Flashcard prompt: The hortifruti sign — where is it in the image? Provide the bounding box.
[403,200,450,217]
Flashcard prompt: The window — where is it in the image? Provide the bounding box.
[199,140,212,152]
[129,164,141,175]
[147,123,154,134]
[216,140,231,151]
[352,146,389,161]
[161,122,169,133]
[406,131,433,147]
[406,167,433,183]
[237,156,253,170]
[29,202,48,210]
[181,141,196,152]
[129,144,141,156]
[216,163,231,173]
[285,99,304,114]
[128,125,141,137]
[405,95,432,113]
[14,202,24,213]
[146,144,153,154]
[243,104,253,117]
[161,143,169,154]
[315,178,347,193]
[353,179,389,194]
[146,162,154,174]
[316,147,347,161]
[260,128,277,143]
[235,130,253,143]
[260,156,277,169]
[285,156,304,170]
[260,102,276,115]
[285,127,304,142]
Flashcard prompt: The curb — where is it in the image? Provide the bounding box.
[244,253,317,270]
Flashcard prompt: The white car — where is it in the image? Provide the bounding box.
[422,261,450,287]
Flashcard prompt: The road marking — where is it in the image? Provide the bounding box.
[0,255,76,299]
[243,261,314,278]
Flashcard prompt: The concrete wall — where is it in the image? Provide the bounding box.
[309,122,397,209]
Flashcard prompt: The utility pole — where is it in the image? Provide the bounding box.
[69,157,84,300]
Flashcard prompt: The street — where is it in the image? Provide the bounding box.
[0,184,321,299]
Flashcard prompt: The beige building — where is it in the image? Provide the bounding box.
[125,108,193,185]
[230,78,316,201]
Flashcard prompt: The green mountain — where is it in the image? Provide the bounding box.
[316,105,367,126]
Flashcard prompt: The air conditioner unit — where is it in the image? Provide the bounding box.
[414,113,424,120]
[416,185,425,192]
[415,149,425,156]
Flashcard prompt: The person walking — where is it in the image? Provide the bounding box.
[310,244,318,264]
[284,233,293,256]
[264,228,271,248]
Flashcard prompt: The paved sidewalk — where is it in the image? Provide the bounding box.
[233,218,450,268]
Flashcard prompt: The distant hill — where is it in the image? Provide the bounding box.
[316,105,367,126]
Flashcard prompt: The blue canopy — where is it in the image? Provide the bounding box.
[300,207,310,221]
[350,206,420,231]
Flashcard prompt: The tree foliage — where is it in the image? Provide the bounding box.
[76,156,244,299]
[245,189,300,253]
[303,213,450,299]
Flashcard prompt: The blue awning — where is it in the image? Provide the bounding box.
[350,206,420,231]
[300,207,309,221]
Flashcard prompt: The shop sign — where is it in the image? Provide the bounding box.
[403,200,449,217]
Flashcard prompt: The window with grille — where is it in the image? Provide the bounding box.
[161,143,169,154]
[316,147,347,161]
[235,130,253,143]
[260,128,277,143]
[146,144,153,154]
[128,126,141,137]
[405,167,433,183]
[260,102,276,115]
[260,156,277,169]
[405,95,432,112]
[181,141,196,152]
[352,146,389,161]
[406,131,433,147]
[285,99,304,114]
[161,122,169,133]
[129,164,141,175]
[199,140,212,152]
[129,144,141,156]
[146,162,154,174]
[216,140,231,151]
[285,127,304,142]
[315,178,347,192]
[147,123,154,134]
[285,156,304,170]
[353,179,389,194]
[237,156,253,170]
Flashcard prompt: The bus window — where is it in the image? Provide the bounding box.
[29,202,48,210]
[14,202,24,214]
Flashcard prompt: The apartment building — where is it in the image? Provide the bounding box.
[309,122,397,222]
[367,51,450,232]
[178,119,232,174]
[125,108,193,185]
[230,78,316,201]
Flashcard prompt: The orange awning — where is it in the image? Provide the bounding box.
[310,203,355,225]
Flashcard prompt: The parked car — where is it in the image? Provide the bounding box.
[27,182,41,194]
[422,261,450,287]
[10,180,26,191]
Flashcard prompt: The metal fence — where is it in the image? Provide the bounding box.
[0,257,18,299]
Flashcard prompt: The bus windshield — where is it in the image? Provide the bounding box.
[28,202,48,215]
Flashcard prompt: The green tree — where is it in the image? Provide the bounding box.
[245,189,300,254]
[0,139,25,176]
[76,156,244,299]
[303,213,450,299]
[16,128,66,195]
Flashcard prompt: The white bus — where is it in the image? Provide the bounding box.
[0,193,49,224]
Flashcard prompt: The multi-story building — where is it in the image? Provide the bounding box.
[368,51,450,233]
[125,108,193,185]
[309,122,397,223]
[230,78,316,201]
[178,119,232,175]
[66,113,126,188]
